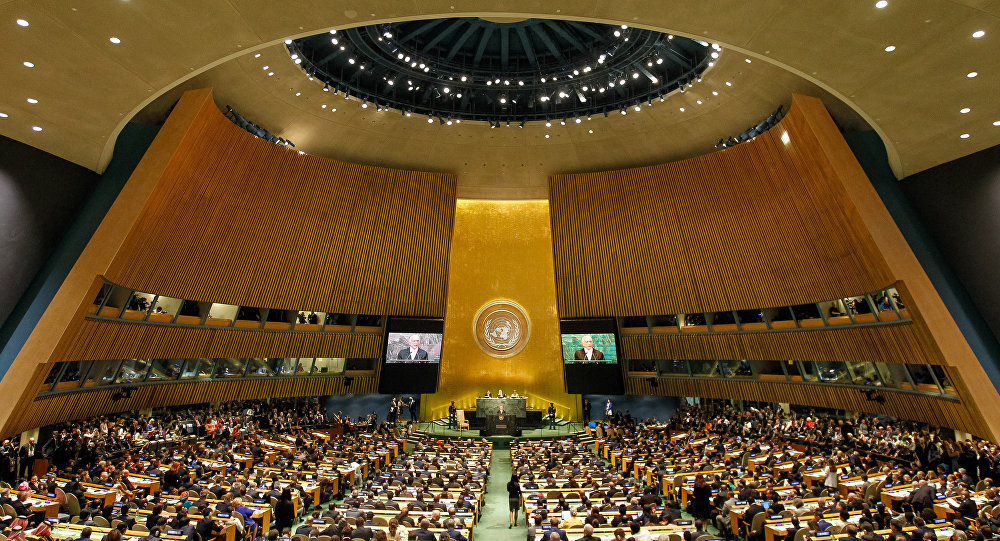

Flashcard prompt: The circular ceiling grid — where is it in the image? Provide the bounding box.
[288,18,713,124]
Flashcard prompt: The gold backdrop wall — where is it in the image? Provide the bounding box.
[424,200,578,421]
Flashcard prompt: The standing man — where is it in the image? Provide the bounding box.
[19,436,36,478]
[397,335,429,360]
[573,336,605,361]
[407,396,418,421]
[583,399,592,423]
[548,403,557,430]
[605,399,613,419]
[448,401,457,429]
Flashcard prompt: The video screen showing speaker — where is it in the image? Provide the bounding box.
[378,317,443,394]
[385,332,443,363]
[561,333,618,364]
[561,319,624,394]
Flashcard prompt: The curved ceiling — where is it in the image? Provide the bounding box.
[0,1,996,196]
[289,18,711,123]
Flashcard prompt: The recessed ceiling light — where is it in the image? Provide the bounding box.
[960,133,970,138]
[960,107,971,113]
[268,72,274,76]
[972,30,985,38]
[23,61,34,68]
[712,91,718,96]
[295,92,301,96]
[588,129,594,134]
[967,71,978,78]
[0,112,8,118]
[254,53,261,58]
[992,120,1000,126]
[544,134,550,139]
[696,100,703,104]
[884,45,896,52]
[109,37,121,44]
[262,65,269,70]
[16,19,29,27]
[745,58,752,63]
[32,126,42,131]
[26,98,37,104]
[284,39,292,44]
[875,0,888,7]
[725,81,732,86]
[679,107,685,112]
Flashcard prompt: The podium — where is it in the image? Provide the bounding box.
[483,411,520,436]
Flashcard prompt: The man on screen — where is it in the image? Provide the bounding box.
[397,334,429,360]
[573,335,605,361]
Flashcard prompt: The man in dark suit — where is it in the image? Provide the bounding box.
[573,335,604,361]
[582,399,592,422]
[397,335,429,360]
[443,518,467,541]
[906,480,935,512]
[548,517,569,541]
[412,518,436,541]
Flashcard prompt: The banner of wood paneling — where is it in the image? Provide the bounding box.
[621,323,945,367]
[105,91,457,317]
[55,319,382,361]
[549,96,893,317]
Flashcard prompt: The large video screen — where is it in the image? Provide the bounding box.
[385,332,443,363]
[379,317,443,394]
[561,319,624,395]
[561,333,618,364]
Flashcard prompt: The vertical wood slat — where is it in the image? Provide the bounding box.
[548,97,894,318]
[103,101,457,317]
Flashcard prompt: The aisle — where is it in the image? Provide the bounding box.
[475,445,527,541]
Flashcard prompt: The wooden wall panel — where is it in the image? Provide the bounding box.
[4,376,374,438]
[54,319,382,361]
[549,96,892,317]
[104,92,457,317]
[621,323,946,367]
[626,376,989,440]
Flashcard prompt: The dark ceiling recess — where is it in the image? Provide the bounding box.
[288,18,713,125]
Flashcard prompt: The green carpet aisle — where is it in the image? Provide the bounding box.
[475,442,526,541]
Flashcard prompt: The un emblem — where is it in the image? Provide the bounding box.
[473,300,530,358]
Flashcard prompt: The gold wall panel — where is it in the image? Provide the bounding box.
[424,200,578,421]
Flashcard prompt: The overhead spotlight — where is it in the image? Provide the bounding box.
[575,117,582,124]
[323,83,329,92]
[506,121,510,127]
[361,99,368,109]
[519,120,526,128]
[545,121,552,127]
[620,108,627,115]
[560,119,567,126]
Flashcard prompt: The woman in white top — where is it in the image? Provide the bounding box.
[823,458,839,490]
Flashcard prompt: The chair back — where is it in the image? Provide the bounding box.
[793,527,810,541]
[93,516,110,528]
[64,493,81,516]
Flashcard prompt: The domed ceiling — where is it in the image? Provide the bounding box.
[289,18,711,123]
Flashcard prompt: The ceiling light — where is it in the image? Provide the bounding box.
[875,0,888,7]
[405,111,411,117]
[295,92,301,96]
[268,72,274,76]
[349,58,355,64]
[545,134,550,139]
[711,52,719,59]
[262,65,269,70]
[361,100,368,108]
[632,72,639,79]
[725,81,732,86]
[960,133,970,138]
[967,71,978,78]
[614,30,621,37]
[427,117,433,123]
[884,45,896,52]
[23,61,34,68]
[321,104,327,109]
[679,107,685,112]
[109,37,121,44]
[254,53,261,58]
[0,112,8,118]
[560,119,566,125]
[634,105,641,112]
[16,19,29,27]
[443,87,450,93]
[994,121,1000,126]
[972,30,985,38]
[588,129,593,134]
[32,126,42,131]
[712,91,718,96]
[697,100,703,104]
[331,38,339,45]
[620,109,626,115]
[447,120,453,125]
[575,118,582,123]
[26,98,37,104]
[518,80,524,86]
[284,39,292,44]
[545,121,551,127]
[960,107,971,113]
[745,58,752,63]
[656,58,663,64]
[460,76,467,82]
[499,97,507,104]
